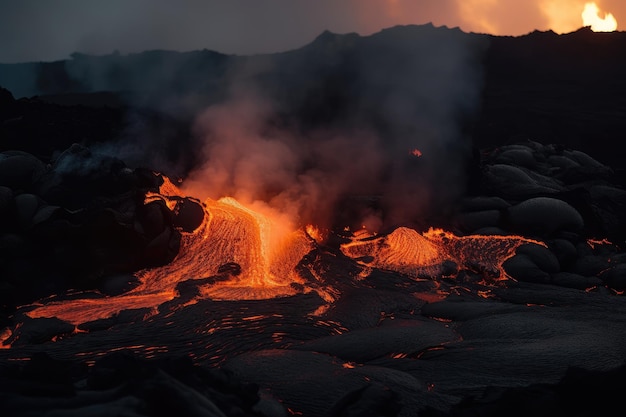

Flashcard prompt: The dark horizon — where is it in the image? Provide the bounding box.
[0,0,624,64]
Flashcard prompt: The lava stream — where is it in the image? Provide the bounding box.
[340,227,544,281]
[25,178,314,325]
[23,176,543,327]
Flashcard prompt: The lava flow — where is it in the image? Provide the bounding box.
[22,175,542,327]
[25,176,315,325]
[340,226,544,281]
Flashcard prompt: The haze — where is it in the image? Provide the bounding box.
[0,0,623,63]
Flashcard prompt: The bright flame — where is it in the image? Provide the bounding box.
[582,2,618,31]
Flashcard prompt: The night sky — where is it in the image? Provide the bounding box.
[0,0,623,63]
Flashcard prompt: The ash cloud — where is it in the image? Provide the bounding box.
[182,26,489,234]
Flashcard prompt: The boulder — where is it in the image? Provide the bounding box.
[0,151,46,191]
[506,197,584,236]
[493,147,537,168]
[547,238,578,269]
[14,193,41,230]
[515,243,560,274]
[173,198,205,232]
[599,264,626,292]
[502,254,551,284]
[571,255,611,277]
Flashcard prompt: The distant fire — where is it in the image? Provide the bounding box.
[582,2,618,32]
[21,175,542,329]
[410,148,423,157]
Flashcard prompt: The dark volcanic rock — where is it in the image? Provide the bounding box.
[506,197,584,237]
[551,271,602,291]
[97,272,141,296]
[0,151,46,191]
[503,254,552,284]
[422,364,626,417]
[0,351,281,417]
[599,264,626,292]
[172,197,205,232]
[0,146,183,313]
[5,316,75,346]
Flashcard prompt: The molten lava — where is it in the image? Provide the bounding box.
[340,227,544,281]
[23,175,543,328]
[26,177,314,325]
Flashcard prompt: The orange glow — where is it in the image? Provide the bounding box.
[587,237,612,249]
[413,291,448,303]
[0,327,13,349]
[540,0,585,34]
[582,2,618,31]
[341,227,544,282]
[446,0,623,36]
[21,176,545,329]
[305,224,324,243]
[25,177,314,325]
[458,0,499,34]
[410,148,423,157]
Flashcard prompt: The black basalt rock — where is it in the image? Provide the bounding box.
[172,197,205,232]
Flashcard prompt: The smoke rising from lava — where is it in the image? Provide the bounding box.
[181,27,488,235]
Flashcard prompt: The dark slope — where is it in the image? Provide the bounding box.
[478,27,626,169]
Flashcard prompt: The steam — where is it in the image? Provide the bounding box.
[1,21,490,235]
[183,91,389,232]
[182,26,488,234]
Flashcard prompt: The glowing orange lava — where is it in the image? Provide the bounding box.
[25,176,314,325]
[21,175,545,329]
[341,227,544,281]
[587,237,613,249]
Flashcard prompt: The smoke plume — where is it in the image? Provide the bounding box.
[181,25,488,235]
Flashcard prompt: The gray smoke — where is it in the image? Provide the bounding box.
[182,25,489,234]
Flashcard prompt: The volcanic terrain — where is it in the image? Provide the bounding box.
[1,24,625,417]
